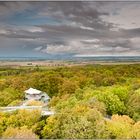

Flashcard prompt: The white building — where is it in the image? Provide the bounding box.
[24,88,50,103]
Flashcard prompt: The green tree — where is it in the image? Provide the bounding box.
[0,88,24,106]
[126,88,140,121]
[111,86,129,102]
[97,92,126,115]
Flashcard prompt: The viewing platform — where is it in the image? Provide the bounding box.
[0,88,54,116]
[0,106,54,116]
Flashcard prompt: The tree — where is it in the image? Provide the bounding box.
[47,75,63,97]
[0,88,24,106]
[32,119,46,139]
[104,115,134,139]
[0,115,7,137]
[111,86,129,102]
[97,92,126,115]
[132,121,140,139]
[8,100,22,106]
[41,115,60,139]
[42,104,104,139]
[2,126,38,139]
[6,110,41,128]
[59,79,79,96]
[126,89,140,121]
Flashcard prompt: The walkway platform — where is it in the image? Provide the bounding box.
[0,106,54,116]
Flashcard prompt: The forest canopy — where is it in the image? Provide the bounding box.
[0,64,140,139]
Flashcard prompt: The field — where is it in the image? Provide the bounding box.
[0,63,140,139]
[1,60,140,67]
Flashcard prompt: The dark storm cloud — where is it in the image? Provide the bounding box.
[37,1,113,31]
[0,1,140,56]
[0,2,30,16]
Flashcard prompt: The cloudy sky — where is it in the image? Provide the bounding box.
[0,1,140,58]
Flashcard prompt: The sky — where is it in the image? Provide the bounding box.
[0,1,140,58]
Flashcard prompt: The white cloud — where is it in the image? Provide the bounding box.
[7,25,43,33]
[80,26,95,31]
[25,27,43,33]
[101,3,140,29]
[42,44,76,54]
[115,46,130,51]
[39,40,102,55]
[0,29,7,34]
[34,46,43,51]
[83,39,99,43]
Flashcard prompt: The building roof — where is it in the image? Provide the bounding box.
[24,88,42,95]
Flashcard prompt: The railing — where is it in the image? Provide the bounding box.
[0,105,54,116]
[25,95,42,100]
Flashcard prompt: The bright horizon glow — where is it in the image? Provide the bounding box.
[74,54,140,57]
